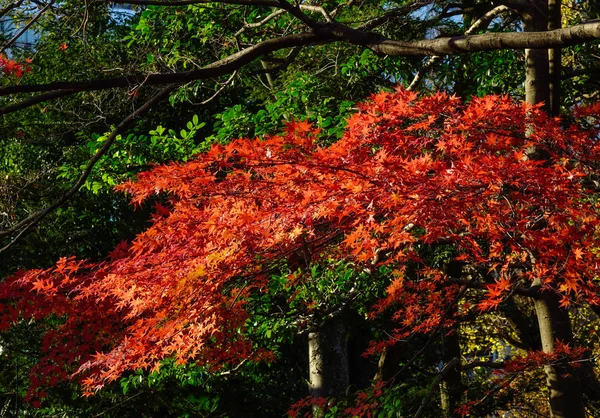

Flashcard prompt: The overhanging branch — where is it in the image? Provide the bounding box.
[104,0,280,6]
[2,20,599,113]
[0,31,326,114]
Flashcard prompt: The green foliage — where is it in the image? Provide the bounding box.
[56,116,205,194]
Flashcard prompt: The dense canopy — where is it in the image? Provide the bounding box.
[3,89,600,415]
[2,0,600,416]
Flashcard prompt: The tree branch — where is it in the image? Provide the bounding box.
[341,20,600,56]
[407,4,513,91]
[234,9,286,38]
[0,31,326,114]
[0,89,79,115]
[1,18,599,116]
[105,0,280,7]
[0,0,24,20]
[0,20,597,103]
[413,357,461,418]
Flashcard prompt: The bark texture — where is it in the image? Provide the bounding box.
[523,3,585,415]
[547,0,562,115]
[439,330,462,418]
[532,279,584,418]
[308,317,349,412]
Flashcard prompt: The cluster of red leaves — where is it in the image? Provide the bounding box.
[0,257,125,400]
[0,55,32,77]
[287,396,329,418]
[500,341,587,375]
[287,381,387,418]
[3,88,600,397]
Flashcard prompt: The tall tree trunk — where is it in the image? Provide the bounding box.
[308,317,349,415]
[523,9,551,112]
[532,279,584,418]
[522,2,584,416]
[439,260,464,417]
[548,0,562,116]
[439,329,462,418]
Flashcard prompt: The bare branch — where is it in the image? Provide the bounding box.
[298,4,332,23]
[234,9,286,38]
[199,70,236,105]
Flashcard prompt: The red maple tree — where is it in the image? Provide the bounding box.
[3,88,600,408]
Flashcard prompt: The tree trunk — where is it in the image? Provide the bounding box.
[523,8,551,113]
[532,279,584,418]
[522,2,585,416]
[439,329,462,418]
[548,0,562,116]
[308,317,349,415]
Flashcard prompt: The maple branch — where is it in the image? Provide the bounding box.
[2,21,600,112]
[446,275,542,299]
[414,357,517,417]
[92,391,147,418]
[0,84,179,253]
[387,286,468,384]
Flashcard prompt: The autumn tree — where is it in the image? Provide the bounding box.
[3,0,600,256]
[1,88,600,416]
[2,0,600,416]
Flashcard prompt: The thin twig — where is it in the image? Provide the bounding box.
[413,357,461,418]
[199,71,237,105]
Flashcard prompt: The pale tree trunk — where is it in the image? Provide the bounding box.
[523,7,550,112]
[523,2,585,416]
[308,317,349,415]
[548,0,562,116]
